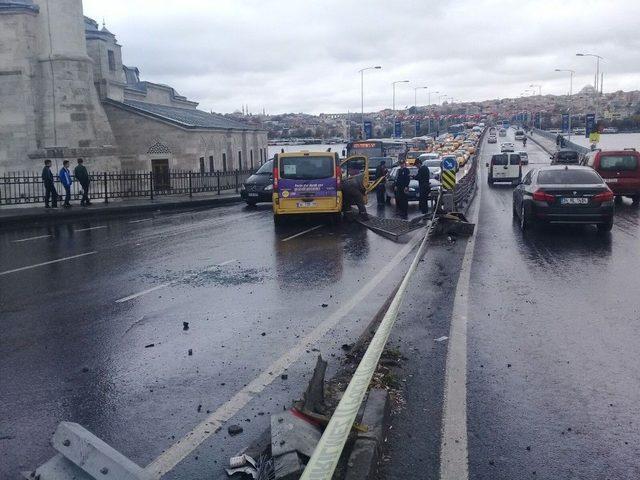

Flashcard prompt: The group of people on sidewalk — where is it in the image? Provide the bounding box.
[373,157,431,219]
[41,158,92,208]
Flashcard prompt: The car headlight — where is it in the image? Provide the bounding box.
[409,188,416,192]
[264,184,273,191]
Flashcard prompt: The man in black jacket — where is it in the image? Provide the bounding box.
[415,158,431,214]
[395,159,411,218]
[74,158,91,206]
[41,159,57,208]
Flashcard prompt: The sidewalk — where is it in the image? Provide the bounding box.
[0,191,242,227]
[527,132,557,154]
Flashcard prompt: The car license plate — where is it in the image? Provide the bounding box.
[248,193,259,197]
[297,201,316,208]
[561,197,588,205]
[605,178,618,183]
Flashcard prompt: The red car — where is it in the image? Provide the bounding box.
[582,148,640,203]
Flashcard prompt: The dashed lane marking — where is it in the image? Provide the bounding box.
[74,225,107,232]
[11,235,52,243]
[281,225,323,242]
[115,259,237,303]
[128,218,153,224]
[0,251,97,276]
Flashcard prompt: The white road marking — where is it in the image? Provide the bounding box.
[435,336,449,342]
[281,224,323,242]
[128,218,153,224]
[115,259,237,303]
[0,251,97,276]
[74,225,107,232]
[11,235,52,243]
[439,168,481,480]
[144,232,425,478]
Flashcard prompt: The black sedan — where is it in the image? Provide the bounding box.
[513,166,614,232]
[240,160,273,206]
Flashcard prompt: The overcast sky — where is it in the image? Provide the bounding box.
[83,0,640,115]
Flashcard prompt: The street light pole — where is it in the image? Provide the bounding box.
[392,80,410,112]
[555,68,575,142]
[576,53,603,121]
[414,86,428,109]
[358,66,381,139]
[428,90,438,134]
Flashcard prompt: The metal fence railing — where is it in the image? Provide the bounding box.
[0,169,253,206]
[532,128,590,155]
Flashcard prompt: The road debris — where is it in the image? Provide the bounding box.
[228,425,244,436]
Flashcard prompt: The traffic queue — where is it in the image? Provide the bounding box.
[485,124,640,234]
[240,127,484,223]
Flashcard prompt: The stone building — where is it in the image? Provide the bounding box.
[0,0,267,176]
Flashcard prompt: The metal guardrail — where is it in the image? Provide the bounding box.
[532,128,590,155]
[452,127,485,210]
[300,223,432,480]
[0,169,253,206]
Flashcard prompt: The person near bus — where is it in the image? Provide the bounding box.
[59,160,73,208]
[523,137,527,147]
[395,159,411,218]
[415,158,431,214]
[74,158,91,206]
[41,159,58,208]
[374,160,388,206]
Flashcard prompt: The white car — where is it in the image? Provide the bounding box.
[500,142,515,152]
[486,152,522,186]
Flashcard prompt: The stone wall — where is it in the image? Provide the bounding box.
[103,103,268,172]
[0,10,39,172]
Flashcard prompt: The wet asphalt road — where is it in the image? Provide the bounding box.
[0,193,428,478]
[382,130,640,479]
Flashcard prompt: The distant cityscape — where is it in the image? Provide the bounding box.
[224,86,640,142]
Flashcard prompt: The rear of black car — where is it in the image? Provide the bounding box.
[530,168,614,230]
[240,160,273,205]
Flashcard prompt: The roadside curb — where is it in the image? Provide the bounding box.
[0,195,242,227]
[344,389,390,480]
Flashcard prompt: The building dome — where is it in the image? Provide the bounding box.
[580,85,596,95]
[0,0,39,12]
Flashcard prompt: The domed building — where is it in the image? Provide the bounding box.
[0,0,267,176]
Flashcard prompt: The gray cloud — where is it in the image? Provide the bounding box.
[84,0,640,114]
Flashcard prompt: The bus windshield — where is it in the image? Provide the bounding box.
[280,156,334,180]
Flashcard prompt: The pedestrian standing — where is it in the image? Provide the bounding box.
[395,159,410,218]
[74,158,91,206]
[415,158,431,214]
[41,159,58,208]
[59,160,73,208]
[374,160,388,206]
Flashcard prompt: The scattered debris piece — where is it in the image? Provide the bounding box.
[321,304,328,308]
[145,343,155,348]
[435,336,449,342]
[261,332,266,337]
[228,425,243,436]
[281,374,288,380]
[341,343,352,351]
[197,404,202,413]
[188,349,193,356]
[183,321,189,331]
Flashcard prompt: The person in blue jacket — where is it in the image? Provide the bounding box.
[59,160,73,208]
